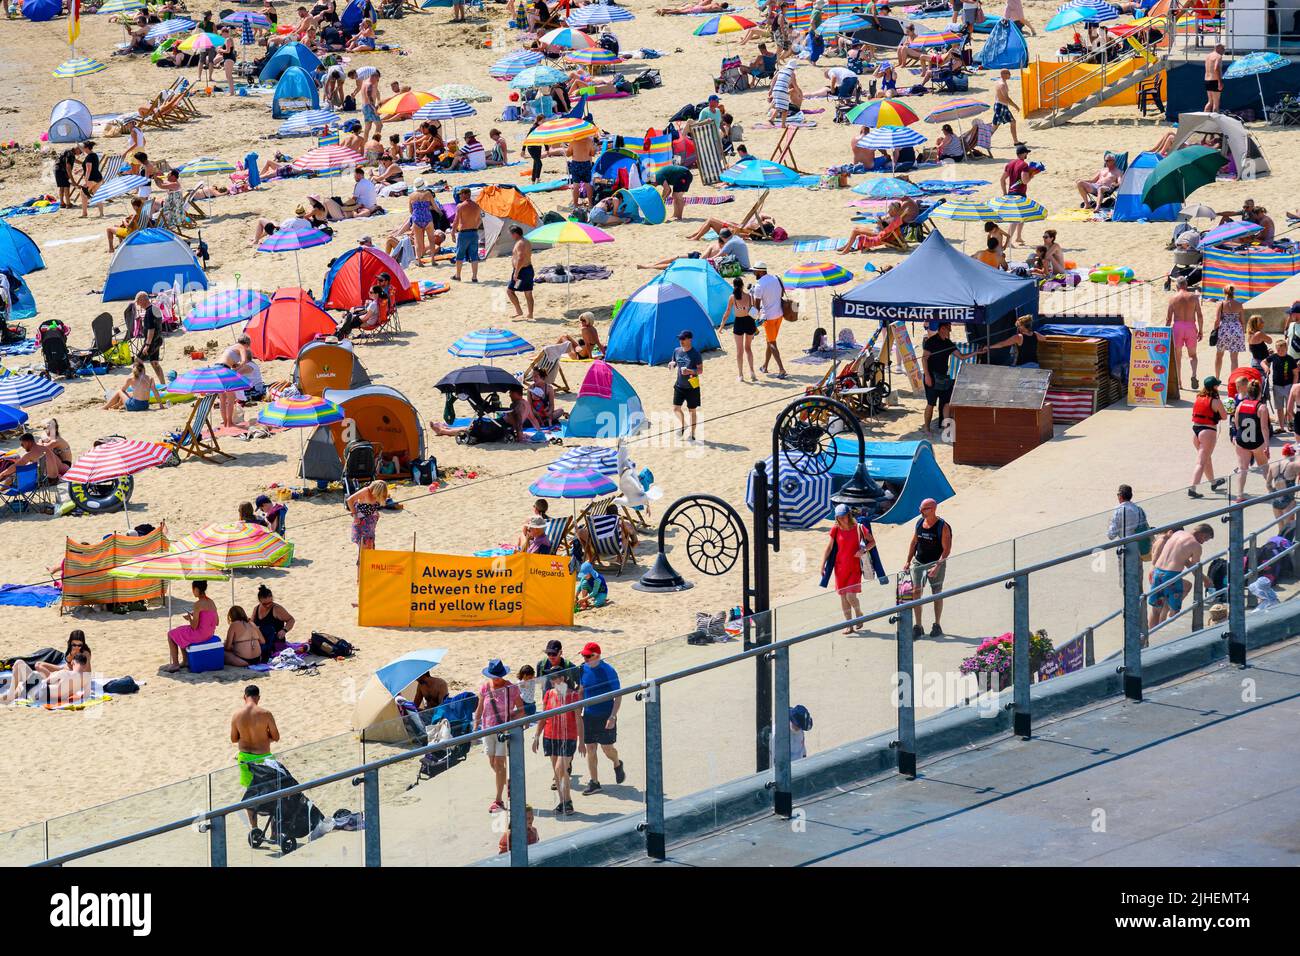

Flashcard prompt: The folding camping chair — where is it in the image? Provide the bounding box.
[521,342,572,393]
[173,393,233,462]
[901,204,935,244]
[713,56,749,95]
[350,298,399,342]
[748,52,778,88]
[158,191,198,237]
[769,126,802,172]
[2,461,55,515]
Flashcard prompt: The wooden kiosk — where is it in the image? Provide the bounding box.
[949,364,1055,466]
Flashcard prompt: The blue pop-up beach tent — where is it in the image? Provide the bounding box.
[22,0,60,22]
[272,66,320,119]
[606,275,720,365]
[563,360,646,438]
[976,19,1028,70]
[662,258,732,327]
[259,41,322,83]
[0,221,44,276]
[341,0,377,31]
[101,228,207,302]
[1112,150,1180,223]
[828,438,955,524]
[2,273,38,320]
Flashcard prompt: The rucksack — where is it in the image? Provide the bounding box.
[309,632,355,658]
[669,102,699,123]
[633,69,662,90]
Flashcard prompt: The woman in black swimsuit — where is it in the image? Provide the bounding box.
[720,277,758,382]
[78,142,103,218]
[251,585,295,663]
[54,148,76,211]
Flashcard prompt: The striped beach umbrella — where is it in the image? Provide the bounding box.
[146,18,195,41]
[170,365,250,395]
[931,198,997,221]
[909,31,963,48]
[523,116,600,147]
[427,84,494,103]
[448,327,535,360]
[278,109,342,136]
[1224,51,1289,120]
[548,446,630,477]
[490,50,543,79]
[857,125,927,150]
[98,0,145,12]
[413,99,477,121]
[290,144,363,171]
[178,31,224,52]
[692,14,757,36]
[566,48,620,67]
[566,5,634,25]
[524,220,614,245]
[989,195,1047,222]
[925,98,990,123]
[177,522,293,569]
[745,453,833,530]
[528,466,618,499]
[222,10,271,28]
[721,159,803,188]
[817,13,869,34]
[0,374,64,408]
[1200,221,1264,247]
[257,224,331,254]
[852,177,924,198]
[185,289,271,331]
[52,57,106,79]
[509,64,570,90]
[0,403,29,431]
[178,157,235,177]
[257,394,344,428]
[1046,0,1118,30]
[107,552,228,582]
[377,90,439,120]
[63,439,173,484]
[540,27,597,49]
[783,262,853,289]
[846,99,919,127]
[87,174,149,206]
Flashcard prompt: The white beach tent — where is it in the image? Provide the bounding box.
[1168,112,1270,180]
[48,99,93,143]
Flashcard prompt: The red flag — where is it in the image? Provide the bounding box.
[69,0,82,45]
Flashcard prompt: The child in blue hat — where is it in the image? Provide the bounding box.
[575,561,608,610]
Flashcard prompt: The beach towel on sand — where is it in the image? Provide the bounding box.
[520,179,569,194]
[684,195,735,205]
[12,694,113,712]
[794,237,848,253]
[0,584,61,608]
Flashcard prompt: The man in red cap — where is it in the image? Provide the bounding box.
[577,642,625,795]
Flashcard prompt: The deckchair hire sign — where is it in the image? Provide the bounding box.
[358,550,575,628]
[832,301,981,323]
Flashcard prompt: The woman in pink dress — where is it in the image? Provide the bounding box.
[165,580,219,672]
[822,504,870,633]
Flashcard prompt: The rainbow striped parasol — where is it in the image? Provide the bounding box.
[522,116,599,147]
[107,552,229,582]
[528,466,618,499]
[257,223,332,253]
[909,31,963,48]
[62,439,173,484]
[539,27,597,49]
[257,394,344,429]
[177,522,293,569]
[178,31,224,52]
[448,328,535,360]
[692,14,757,36]
[377,90,439,120]
[524,220,614,245]
[222,10,271,28]
[185,289,271,331]
[846,99,920,127]
[170,365,251,395]
[782,262,854,289]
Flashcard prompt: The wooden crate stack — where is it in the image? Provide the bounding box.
[1038,335,1123,423]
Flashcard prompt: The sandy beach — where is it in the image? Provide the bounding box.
[1,1,1297,859]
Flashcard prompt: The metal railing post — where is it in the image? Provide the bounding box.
[643,685,666,860]
[1227,506,1248,666]
[1192,564,1205,631]
[507,727,528,867]
[894,602,916,778]
[1012,574,1031,738]
[208,813,226,868]
[1122,540,1143,701]
[363,767,381,867]
[1084,627,1095,667]
[773,644,792,817]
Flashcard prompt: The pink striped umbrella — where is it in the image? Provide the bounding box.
[63,439,174,484]
[291,144,364,172]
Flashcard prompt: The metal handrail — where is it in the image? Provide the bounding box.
[30,484,1300,868]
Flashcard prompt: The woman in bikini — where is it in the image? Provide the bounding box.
[558,311,602,359]
[35,631,92,678]
[223,607,266,667]
[720,277,758,383]
[40,418,72,479]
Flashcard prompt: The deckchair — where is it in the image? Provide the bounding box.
[769,126,801,172]
[584,511,634,576]
[183,185,210,221]
[849,217,907,252]
[964,119,995,159]
[522,342,572,393]
[689,119,727,187]
[174,392,233,462]
[543,514,572,555]
[732,189,770,237]
[158,190,198,237]
[139,80,183,129]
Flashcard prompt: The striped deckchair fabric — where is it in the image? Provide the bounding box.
[948,343,980,381]
[60,527,169,609]
[1201,246,1300,301]
[317,131,340,147]
[688,119,726,187]
[99,154,127,182]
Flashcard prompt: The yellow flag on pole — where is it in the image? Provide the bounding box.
[69,0,82,45]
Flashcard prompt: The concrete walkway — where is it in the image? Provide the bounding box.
[629,639,1300,867]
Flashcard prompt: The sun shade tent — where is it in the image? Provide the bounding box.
[1111,150,1180,222]
[244,287,337,360]
[258,41,323,83]
[321,246,417,310]
[976,18,1029,69]
[827,438,955,523]
[1167,112,1270,180]
[101,228,208,302]
[476,185,542,258]
[272,66,320,119]
[293,339,371,394]
[562,360,646,438]
[661,258,732,327]
[48,99,93,144]
[0,220,44,276]
[300,384,425,481]
[615,185,666,225]
[833,229,1038,326]
[60,527,169,610]
[605,274,721,366]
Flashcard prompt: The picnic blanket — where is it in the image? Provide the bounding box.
[793,237,848,253]
[752,120,818,130]
[12,695,113,712]
[684,195,735,205]
[536,264,613,283]
[0,584,61,608]
[1,198,61,220]
[0,340,38,356]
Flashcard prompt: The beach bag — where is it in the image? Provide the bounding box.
[943,74,969,93]
[103,676,139,695]
[1133,507,1152,560]
[715,254,743,279]
[309,632,355,658]
[670,103,700,123]
[777,276,798,322]
[633,69,662,90]
[342,94,356,112]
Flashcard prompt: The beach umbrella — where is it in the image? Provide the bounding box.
[0,403,29,431]
[925,98,989,124]
[909,30,963,48]
[377,90,439,120]
[846,99,919,127]
[540,27,598,49]
[529,466,618,501]
[989,194,1047,222]
[52,57,106,89]
[290,144,363,172]
[177,522,293,569]
[436,364,520,394]
[427,83,494,103]
[107,552,228,581]
[375,649,448,698]
[522,116,599,147]
[97,0,145,11]
[185,289,271,331]
[1045,0,1118,31]
[490,50,543,80]
[1200,221,1264,247]
[524,220,614,309]
[930,198,997,248]
[566,5,634,25]
[178,157,235,177]
[692,14,756,36]
[178,31,224,52]
[412,98,476,139]
[720,159,804,188]
[548,446,630,477]
[509,64,569,90]
[858,125,927,150]
[87,174,149,206]
[745,453,834,530]
[146,17,195,41]
[818,13,869,34]
[784,262,854,371]
[448,327,535,361]
[63,439,173,484]
[566,48,621,68]
[257,223,332,287]
[851,177,924,198]
[1178,202,1218,220]
[1140,146,1228,209]
[278,109,342,136]
[257,394,344,428]
[222,10,271,28]
[170,365,250,395]
[0,374,64,407]
[1224,51,1289,120]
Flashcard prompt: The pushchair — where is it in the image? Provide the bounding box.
[39,324,74,378]
[341,439,380,497]
[244,758,325,855]
[406,691,477,790]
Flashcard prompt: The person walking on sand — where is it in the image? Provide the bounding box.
[720,277,758,382]
[360,68,383,143]
[231,684,280,826]
[506,225,535,319]
[992,69,1020,146]
[752,262,789,379]
[1166,277,1204,389]
[473,659,524,813]
[903,498,951,638]
[998,144,1037,247]
[577,642,625,796]
[1148,524,1213,629]
[1204,43,1224,113]
[452,187,483,283]
[671,329,703,442]
[346,479,388,566]
[1189,376,1227,498]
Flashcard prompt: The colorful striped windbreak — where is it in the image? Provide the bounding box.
[61,527,168,608]
[1201,246,1300,301]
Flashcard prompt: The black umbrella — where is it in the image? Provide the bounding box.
[436,365,521,394]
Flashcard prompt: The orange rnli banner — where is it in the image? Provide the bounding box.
[358,550,575,628]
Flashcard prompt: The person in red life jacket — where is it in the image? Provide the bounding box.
[1189,376,1227,499]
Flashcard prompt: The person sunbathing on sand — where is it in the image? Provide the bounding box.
[837,203,903,253]
[685,212,777,241]
[102,362,155,412]
[658,0,729,13]
[558,311,603,359]
[1,655,93,706]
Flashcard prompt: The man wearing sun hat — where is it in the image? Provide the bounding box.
[474,659,524,814]
[577,642,625,795]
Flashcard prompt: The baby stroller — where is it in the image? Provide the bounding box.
[39,323,74,378]
[407,691,477,790]
[341,439,380,497]
[244,758,325,856]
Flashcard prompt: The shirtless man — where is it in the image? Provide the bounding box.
[567,135,597,208]
[231,684,280,825]
[1166,277,1205,389]
[360,69,383,143]
[340,123,366,156]
[0,432,62,489]
[451,187,484,283]
[1,654,93,705]
[506,225,535,320]
[1147,524,1213,628]
[897,24,924,67]
[412,672,449,710]
[992,69,1021,145]
[1204,43,1224,113]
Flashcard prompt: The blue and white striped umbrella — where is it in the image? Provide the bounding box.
[567,5,634,25]
[852,177,924,198]
[1045,0,1117,30]
[818,13,870,35]
[745,453,834,530]
[547,446,633,477]
[490,50,543,79]
[448,327,534,360]
[88,174,150,206]
[146,18,196,41]
[413,99,478,121]
[278,109,342,136]
[509,64,569,90]
[529,467,618,499]
[0,374,65,408]
[857,125,927,150]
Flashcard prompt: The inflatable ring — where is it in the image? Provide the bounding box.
[67,475,134,516]
[1089,266,1134,283]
